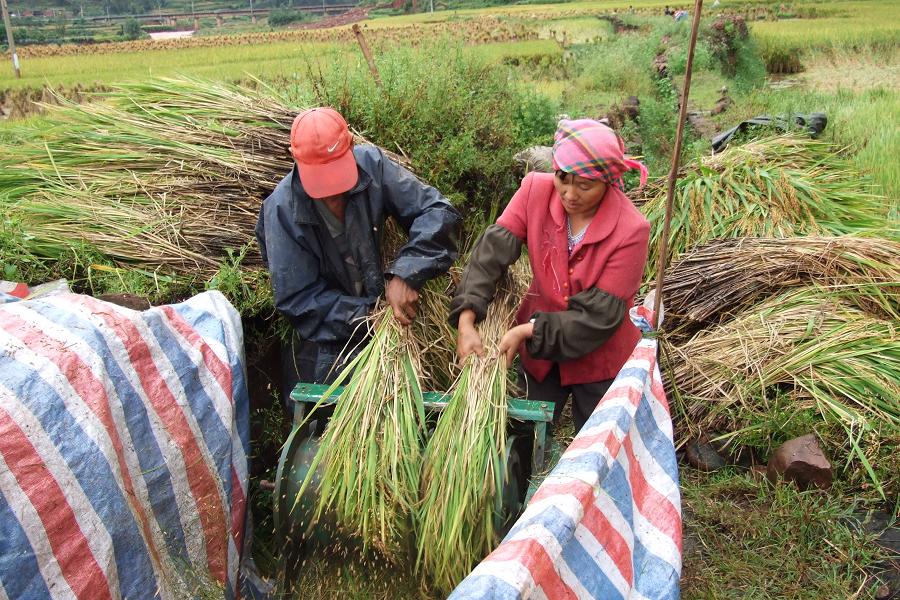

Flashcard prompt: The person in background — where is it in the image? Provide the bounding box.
[450,119,650,432]
[256,107,461,408]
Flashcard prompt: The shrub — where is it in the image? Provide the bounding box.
[122,18,143,41]
[298,42,558,223]
[704,15,749,77]
[268,9,311,27]
[667,40,715,76]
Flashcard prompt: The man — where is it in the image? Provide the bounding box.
[256,107,461,406]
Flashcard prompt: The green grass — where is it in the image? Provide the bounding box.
[469,38,562,62]
[358,0,675,27]
[752,0,900,54]
[532,16,615,44]
[0,37,563,91]
[0,41,347,90]
[681,469,886,599]
[673,70,729,108]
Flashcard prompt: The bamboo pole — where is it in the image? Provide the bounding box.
[652,0,704,330]
[1,0,20,78]
[352,23,382,89]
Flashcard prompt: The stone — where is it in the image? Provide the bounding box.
[766,434,832,490]
[513,146,554,174]
[711,438,758,467]
[623,96,640,120]
[685,437,726,472]
[97,293,152,311]
[652,53,669,78]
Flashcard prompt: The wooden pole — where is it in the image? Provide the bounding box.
[1,0,20,78]
[352,23,382,89]
[652,0,703,330]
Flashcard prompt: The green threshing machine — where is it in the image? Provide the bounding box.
[273,382,555,553]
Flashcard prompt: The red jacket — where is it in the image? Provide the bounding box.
[496,172,650,385]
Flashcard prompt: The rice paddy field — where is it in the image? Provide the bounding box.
[2,0,899,597]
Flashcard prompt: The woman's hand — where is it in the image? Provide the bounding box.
[457,327,485,362]
[456,309,484,361]
[498,322,534,368]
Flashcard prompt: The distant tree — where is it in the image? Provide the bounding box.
[122,17,143,39]
[108,0,133,15]
[54,15,67,38]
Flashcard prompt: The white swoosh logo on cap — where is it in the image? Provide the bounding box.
[327,141,340,153]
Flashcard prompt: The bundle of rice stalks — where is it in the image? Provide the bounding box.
[297,306,427,559]
[417,265,528,594]
[0,77,407,279]
[667,287,899,495]
[662,236,900,340]
[641,135,889,272]
[412,272,461,392]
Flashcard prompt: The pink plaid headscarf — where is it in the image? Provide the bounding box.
[551,118,648,189]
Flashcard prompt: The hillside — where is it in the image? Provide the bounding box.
[7,0,354,18]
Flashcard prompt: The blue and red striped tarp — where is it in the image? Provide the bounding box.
[452,306,682,600]
[0,290,251,599]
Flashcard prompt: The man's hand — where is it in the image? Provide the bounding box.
[385,276,419,326]
[497,322,534,368]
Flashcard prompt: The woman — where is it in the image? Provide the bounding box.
[450,119,650,431]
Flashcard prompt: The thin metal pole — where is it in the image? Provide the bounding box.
[1,0,20,78]
[652,0,703,330]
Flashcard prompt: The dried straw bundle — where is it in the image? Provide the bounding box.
[662,236,900,340]
[668,287,899,493]
[297,307,427,559]
[0,77,408,278]
[417,263,529,593]
[641,135,888,271]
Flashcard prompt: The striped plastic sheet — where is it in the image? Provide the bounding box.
[0,291,251,599]
[451,305,682,599]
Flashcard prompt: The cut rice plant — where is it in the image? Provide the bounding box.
[412,268,462,392]
[641,135,889,273]
[662,236,900,340]
[667,287,900,497]
[296,306,428,559]
[0,77,408,281]
[417,266,527,594]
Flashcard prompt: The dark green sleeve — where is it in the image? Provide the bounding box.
[525,287,625,362]
[448,224,523,328]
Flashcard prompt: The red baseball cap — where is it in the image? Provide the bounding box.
[290,107,358,198]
